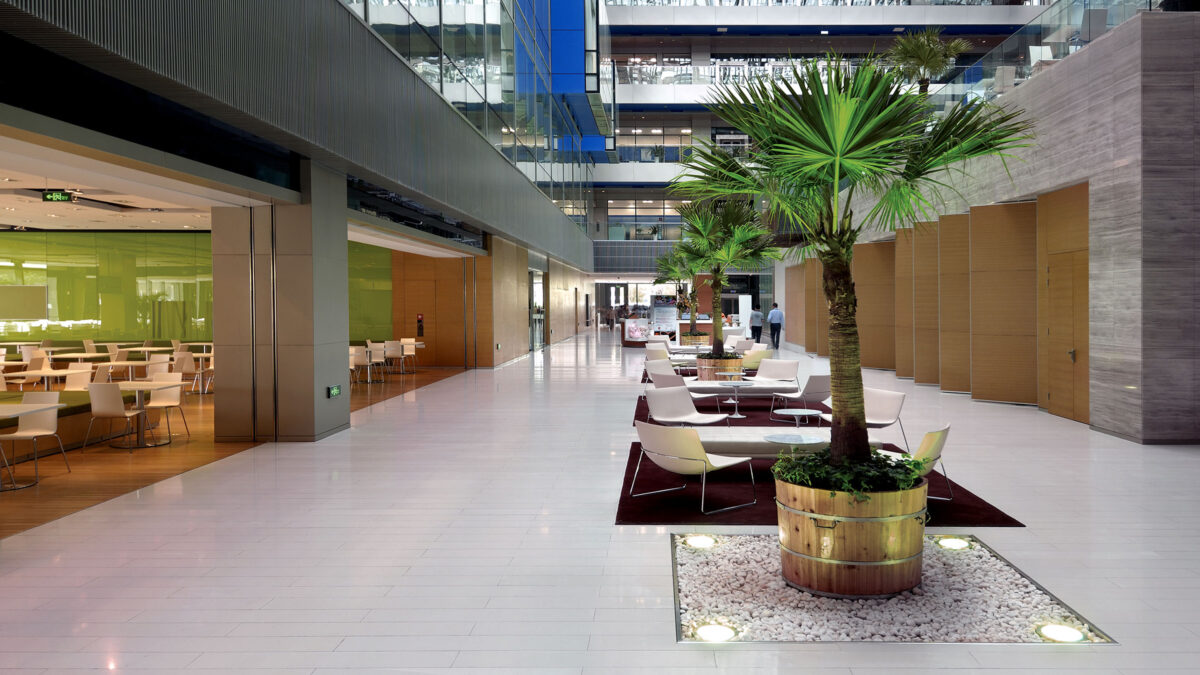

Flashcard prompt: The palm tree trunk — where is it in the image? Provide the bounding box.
[710,278,724,354]
[819,251,871,464]
[688,285,699,334]
[918,78,930,96]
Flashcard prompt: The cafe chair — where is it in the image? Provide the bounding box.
[0,391,70,484]
[145,372,189,439]
[84,382,142,451]
[11,356,48,391]
[63,364,92,392]
[645,386,729,427]
[770,374,832,422]
[172,351,203,392]
[109,349,133,380]
[82,338,96,353]
[819,387,910,452]
[740,349,768,372]
[171,339,182,352]
[92,364,113,384]
[877,424,953,501]
[399,337,419,369]
[631,421,756,515]
[747,359,800,382]
[647,370,721,412]
[140,353,171,380]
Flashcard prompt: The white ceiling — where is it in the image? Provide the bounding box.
[0,134,270,232]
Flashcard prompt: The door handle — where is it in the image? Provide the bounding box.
[1067,349,1076,363]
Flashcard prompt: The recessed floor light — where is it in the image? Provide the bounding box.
[936,537,971,550]
[1037,623,1085,643]
[683,534,716,549]
[695,623,735,642]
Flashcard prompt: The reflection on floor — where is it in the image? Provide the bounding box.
[348,366,467,413]
[0,366,467,539]
[0,392,255,540]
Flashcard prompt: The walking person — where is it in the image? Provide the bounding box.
[749,305,764,343]
[767,302,784,349]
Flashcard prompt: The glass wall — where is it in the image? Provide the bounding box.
[0,232,212,341]
[348,241,395,342]
[350,0,594,228]
[604,198,688,240]
[614,123,694,163]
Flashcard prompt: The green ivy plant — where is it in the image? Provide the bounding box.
[772,448,928,502]
[697,351,743,360]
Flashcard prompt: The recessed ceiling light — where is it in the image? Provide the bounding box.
[820,30,829,35]
[48,213,59,218]
[695,623,735,642]
[716,27,728,33]
[0,177,12,182]
[3,207,15,211]
[893,27,905,32]
[1037,624,1085,643]
[150,220,160,223]
[650,129,663,134]
[182,225,194,229]
[681,128,692,134]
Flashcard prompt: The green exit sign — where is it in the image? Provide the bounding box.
[327,385,342,398]
[42,190,74,202]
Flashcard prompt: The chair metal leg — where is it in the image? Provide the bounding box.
[628,448,688,497]
[0,441,16,488]
[83,418,96,450]
[177,406,191,438]
[926,459,955,502]
[31,437,39,483]
[700,460,758,515]
[898,418,911,453]
[54,435,69,471]
[165,408,172,438]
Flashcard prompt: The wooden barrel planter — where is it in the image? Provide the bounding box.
[775,479,927,598]
[680,333,708,346]
[696,356,742,381]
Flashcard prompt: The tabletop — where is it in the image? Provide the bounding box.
[0,341,39,346]
[0,402,66,418]
[118,381,183,392]
[49,352,113,359]
[125,347,175,353]
[183,342,213,346]
[764,433,824,446]
[0,368,64,379]
[773,408,823,416]
[720,380,756,388]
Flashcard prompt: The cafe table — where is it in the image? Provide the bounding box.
[113,381,183,449]
[0,401,66,490]
[183,342,214,353]
[124,346,175,354]
[0,368,65,390]
[49,352,113,363]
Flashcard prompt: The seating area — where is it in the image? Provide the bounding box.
[627,342,945,514]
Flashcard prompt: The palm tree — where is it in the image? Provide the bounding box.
[672,56,1031,465]
[653,248,703,335]
[675,200,782,356]
[886,27,972,95]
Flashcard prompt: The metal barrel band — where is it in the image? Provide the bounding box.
[779,542,923,567]
[776,499,927,525]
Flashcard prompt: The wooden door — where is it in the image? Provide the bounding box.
[1046,251,1088,422]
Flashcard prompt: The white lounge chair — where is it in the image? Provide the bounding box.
[878,424,952,501]
[646,386,728,426]
[631,421,756,515]
[819,387,909,451]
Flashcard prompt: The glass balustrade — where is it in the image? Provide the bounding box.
[930,0,1160,110]
[604,0,1041,7]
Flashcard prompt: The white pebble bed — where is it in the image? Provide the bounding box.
[676,534,1106,643]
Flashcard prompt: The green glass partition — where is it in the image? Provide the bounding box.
[347,241,394,342]
[0,231,212,341]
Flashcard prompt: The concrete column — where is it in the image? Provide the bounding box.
[691,38,711,67]
[212,161,350,442]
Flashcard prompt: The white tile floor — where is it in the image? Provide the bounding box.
[1,330,1198,673]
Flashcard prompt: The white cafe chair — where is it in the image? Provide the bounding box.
[645,386,728,427]
[878,424,952,501]
[648,370,721,412]
[84,382,142,450]
[145,372,189,439]
[0,391,70,485]
[630,421,756,515]
[819,387,910,452]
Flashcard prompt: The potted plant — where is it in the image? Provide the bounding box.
[673,56,1032,595]
[653,248,708,346]
[675,200,781,380]
[886,27,972,95]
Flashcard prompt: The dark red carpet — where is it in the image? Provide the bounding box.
[614,443,1024,527]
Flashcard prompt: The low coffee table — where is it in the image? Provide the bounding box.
[772,408,823,427]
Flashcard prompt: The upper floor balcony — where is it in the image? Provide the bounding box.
[605,0,1048,35]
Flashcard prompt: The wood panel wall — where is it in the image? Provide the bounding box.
[894,229,914,378]
[850,241,896,369]
[804,261,819,352]
[390,252,474,367]
[912,221,940,384]
[815,260,829,356]
[548,258,591,343]
[487,236,531,367]
[939,214,971,393]
[1037,182,1089,421]
[784,263,806,349]
[969,202,1038,404]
